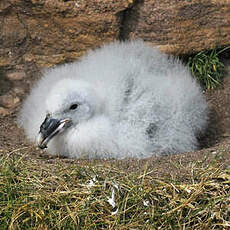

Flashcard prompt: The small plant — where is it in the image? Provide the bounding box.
[187,47,229,90]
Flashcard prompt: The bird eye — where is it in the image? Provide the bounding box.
[69,104,78,110]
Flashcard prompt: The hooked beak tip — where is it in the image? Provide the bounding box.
[36,117,72,149]
[36,132,48,149]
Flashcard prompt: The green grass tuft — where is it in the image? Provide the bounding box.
[187,47,229,90]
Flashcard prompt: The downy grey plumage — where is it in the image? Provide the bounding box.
[18,40,208,159]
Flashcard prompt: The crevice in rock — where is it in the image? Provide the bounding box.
[0,15,5,48]
[11,12,32,64]
[118,0,141,41]
[0,2,12,16]
[0,71,12,96]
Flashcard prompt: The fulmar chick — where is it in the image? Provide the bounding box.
[18,40,208,159]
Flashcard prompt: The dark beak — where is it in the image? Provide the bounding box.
[37,115,72,149]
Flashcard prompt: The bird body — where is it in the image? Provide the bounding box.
[18,40,208,159]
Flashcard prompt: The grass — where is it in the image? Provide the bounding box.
[0,148,230,229]
[187,47,229,90]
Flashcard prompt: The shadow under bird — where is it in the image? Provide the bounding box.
[18,40,208,159]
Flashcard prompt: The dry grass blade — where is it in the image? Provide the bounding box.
[0,148,229,229]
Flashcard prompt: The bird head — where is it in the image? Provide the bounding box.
[36,79,102,149]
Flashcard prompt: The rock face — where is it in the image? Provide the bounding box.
[0,0,132,67]
[0,0,230,68]
[122,0,230,55]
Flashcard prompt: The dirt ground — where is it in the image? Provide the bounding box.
[1,61,230,179]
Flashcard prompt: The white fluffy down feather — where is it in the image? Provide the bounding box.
[18,40,208,159]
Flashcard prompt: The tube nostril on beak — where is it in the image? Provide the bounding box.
[39,117,60,138]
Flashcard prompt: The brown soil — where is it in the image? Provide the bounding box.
[1,63,230,179]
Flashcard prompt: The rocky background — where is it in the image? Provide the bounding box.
[1,0,230,69]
